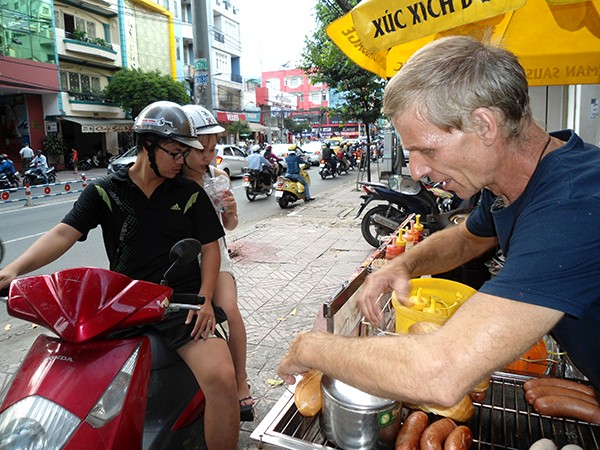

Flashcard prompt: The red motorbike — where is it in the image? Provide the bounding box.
[0,239,208,449]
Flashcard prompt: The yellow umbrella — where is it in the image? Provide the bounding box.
[326,0,600,85]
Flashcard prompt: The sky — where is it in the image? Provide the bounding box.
[238,0,318,78]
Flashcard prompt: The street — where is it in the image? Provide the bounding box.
[0,166,372,370]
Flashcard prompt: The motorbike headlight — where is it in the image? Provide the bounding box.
[85,345,139,428]
[0,395,80,449]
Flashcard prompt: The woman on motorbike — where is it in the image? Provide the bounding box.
[263,145,283,180]
[181,104,254,421]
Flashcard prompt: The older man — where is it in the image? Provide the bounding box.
[278,36,600,407]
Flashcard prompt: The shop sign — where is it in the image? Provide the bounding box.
[81,124,132,133]
[217,112,247,123]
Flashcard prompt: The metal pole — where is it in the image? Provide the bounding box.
[191,0,214,112]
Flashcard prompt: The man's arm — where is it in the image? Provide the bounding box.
[0,223,83,289]
[357,223,497,324]
[278,293,563,407]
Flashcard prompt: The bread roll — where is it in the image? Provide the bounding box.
[408,394,475,422]
[294,369,323,417]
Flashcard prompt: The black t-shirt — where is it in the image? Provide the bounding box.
[62,170,224,294]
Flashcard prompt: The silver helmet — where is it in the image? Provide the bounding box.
[133,101,203,149]
[182,104,225,135]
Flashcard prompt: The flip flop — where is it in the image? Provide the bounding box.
[239,396,254,422]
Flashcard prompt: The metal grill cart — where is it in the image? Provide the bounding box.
[251,235,599,449]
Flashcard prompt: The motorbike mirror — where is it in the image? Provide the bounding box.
[160,238,202,286]
[0,239,4,264]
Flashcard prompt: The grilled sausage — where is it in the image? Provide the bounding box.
[532,395,600,424]
[395,410,429,450]
[470,391,487,402]
[420,417,457,450]
[523,378,597,398]
[443,425,473,450]
[524,385,600,406]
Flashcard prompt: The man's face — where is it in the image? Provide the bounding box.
[394,110,491,199]
[152,140,191,178]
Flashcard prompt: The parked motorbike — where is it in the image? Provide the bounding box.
[356,175,465,247]
[0,172,19,189]
[319,158,337,179]
[275,164,311,208]
[22,165,56,185]
[242,166,274,201]
[0,239,209,449]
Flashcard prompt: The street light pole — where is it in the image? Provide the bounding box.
[191,0,214,112]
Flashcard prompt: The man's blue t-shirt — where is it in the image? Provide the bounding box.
[466,130,600,390]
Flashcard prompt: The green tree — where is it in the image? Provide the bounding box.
[301,1,386,177]
[42,133,67,165]
[103,68,191,118]
[226,120,251,144]
[283,117,311,135]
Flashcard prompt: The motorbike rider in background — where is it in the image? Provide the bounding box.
[322,142,337,174]
[0,101,240,450]
[246,144,273,187]
[30,149,48,184]
[263,145,283,180]
[0,154,19,185]
[181,103,255,422]
[284,145,314,202]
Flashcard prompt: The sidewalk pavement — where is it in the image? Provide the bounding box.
[11,167,380,449]
[229,175,376,449]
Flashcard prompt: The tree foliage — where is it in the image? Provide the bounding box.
[226,120,252,143]
[103,68,191,118]
[284,117,311,134]
[300,1,385,142]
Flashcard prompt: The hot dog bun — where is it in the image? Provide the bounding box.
[294,369,323,417]
[409,394,475,423]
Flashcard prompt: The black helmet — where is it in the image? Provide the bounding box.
[133,101,203,150]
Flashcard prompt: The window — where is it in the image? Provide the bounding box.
[62,12,98,39]
[215,50,228,74]
[62,71,102,94]
[286,77,302,89]
[310,92,320,104]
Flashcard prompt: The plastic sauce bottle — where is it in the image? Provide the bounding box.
[404,227,415,251]
[385,232,406,260]
[414,214,424,242]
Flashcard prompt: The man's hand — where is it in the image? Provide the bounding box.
[0,268,17,291]
[186,301,216,340]
[356,263,412,326]
[277,330,314,385]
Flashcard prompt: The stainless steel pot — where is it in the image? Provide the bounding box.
[320,375,402,450]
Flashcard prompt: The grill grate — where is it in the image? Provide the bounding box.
[252,373,600,449]
[473,373,600,449]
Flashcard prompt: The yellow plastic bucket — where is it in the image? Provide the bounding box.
[392,278,477,334]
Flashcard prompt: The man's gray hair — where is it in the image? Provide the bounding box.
[382,36,532,139]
